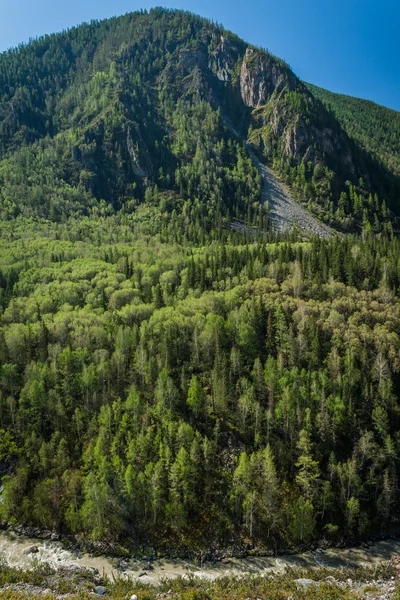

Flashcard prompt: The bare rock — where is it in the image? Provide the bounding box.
[240,48,296,108]
[22,545,39,555]
[94,586,107,596]
[208,35,240,82]
[295,578,320,590]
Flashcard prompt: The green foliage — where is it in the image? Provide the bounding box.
[249,75,397,233]
[0,7,397,234]
[0,7,399,553]
[0,8,260,226]
[307,83,400,179]
[0,213,400,549]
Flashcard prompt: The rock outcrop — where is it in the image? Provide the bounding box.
[238,47,359,177]
[240,48,296,107]
[208,35,242,82]
[126,124,154,180]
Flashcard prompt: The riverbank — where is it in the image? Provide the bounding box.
[0,558,398,599]
[1,530,400,594]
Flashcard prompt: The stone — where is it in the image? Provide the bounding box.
[94,586,107,596]
[129,596,138,600]
[22,545,39,555]
[294,578,319,590]
[240,48,296,108]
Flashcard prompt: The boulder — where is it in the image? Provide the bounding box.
[22,545,39,555]
[391,555,400,573]
[94,586,107,596]
[294,578,319,590]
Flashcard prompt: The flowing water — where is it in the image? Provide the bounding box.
[0,531,399,586]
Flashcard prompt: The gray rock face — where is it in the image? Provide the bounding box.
[238,47,358,179]
[126,124,154,180]
[277,120,356,176]
[160,47,208,95]
[208,35,240,82]
[253,95,356,175]
[240,48,296,107]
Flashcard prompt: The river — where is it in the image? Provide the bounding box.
[0,531,399,586]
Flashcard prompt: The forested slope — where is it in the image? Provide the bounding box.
[307,83,400,179]
[0,8,397,233]
[1,212,400,549]
[0,8,400,553]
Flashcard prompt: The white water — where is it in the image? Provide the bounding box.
[0,531,399,586]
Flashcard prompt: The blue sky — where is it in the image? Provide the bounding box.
[1,0,399,111]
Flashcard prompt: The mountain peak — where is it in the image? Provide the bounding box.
[0,8,398,233]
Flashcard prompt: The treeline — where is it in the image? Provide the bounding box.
[0,216,399,548]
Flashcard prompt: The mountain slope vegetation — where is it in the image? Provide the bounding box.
[0,8,400,553]
[307,83,400,179]
[1,214,400,550]
[0,7,397,233]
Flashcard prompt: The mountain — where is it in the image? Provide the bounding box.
[0,7,397,233]
[1,9,400,554]
[307,83,400,179]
